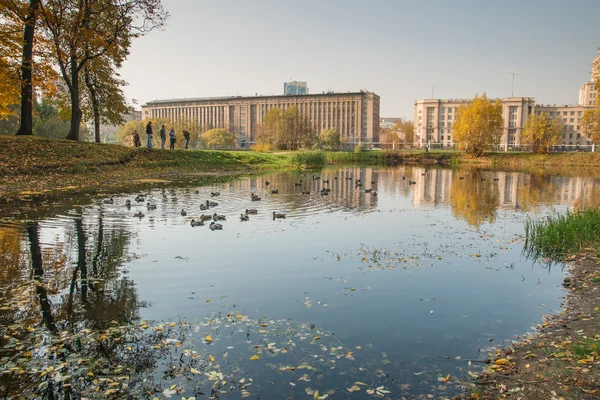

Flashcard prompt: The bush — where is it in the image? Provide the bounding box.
[354,143,366,153]
[252,143,275,152]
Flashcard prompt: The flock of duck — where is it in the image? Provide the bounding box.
[101,174,379,231]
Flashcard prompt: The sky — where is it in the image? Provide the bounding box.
[119,0,600,120]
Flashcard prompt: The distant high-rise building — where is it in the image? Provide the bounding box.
[592,53,600,82]
[284,81,308,95]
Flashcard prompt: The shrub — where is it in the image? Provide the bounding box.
[288,151,326,169]
[252,143,275,152]
[354,143,366,153]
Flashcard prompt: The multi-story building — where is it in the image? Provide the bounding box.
[413,97,535,148]
[284,81,308,95]
[141,91,380,145]
[413,53,599,149]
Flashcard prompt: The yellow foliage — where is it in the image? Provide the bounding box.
[521,113,562,154]
[453,94,504,156]
[449,171,499,227]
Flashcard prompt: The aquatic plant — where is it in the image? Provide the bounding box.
[524,208,600,260]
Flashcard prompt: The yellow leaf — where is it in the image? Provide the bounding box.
[442,374,450,382]
[314,390,319,399]
[236,315,243,319]
[260,323,268,327]
[190,368,201,375]
[525,364,530,368]
[104,389,119,395]
[250,355,260,360]
[209,355,215,362]
[494,358,510,365]
[205,335,213,342]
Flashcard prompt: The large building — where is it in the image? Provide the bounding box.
[284,81,308,95]
[141,91,380,146]
[413,53,599,149]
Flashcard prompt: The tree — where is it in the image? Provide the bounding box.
[40,0,167,141]
[201,128,235,149]
[450,169,499,227]
[83,56,131,143]
[256,106,314,150]
[0,1,26,120]
[319,128,340,150]
[521,112,563,154]
[401,120,415,145]
[453,94,504,156]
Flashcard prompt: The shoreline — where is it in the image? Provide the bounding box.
[463,253,600,399]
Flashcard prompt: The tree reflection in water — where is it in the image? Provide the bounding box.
[450,169,500,227]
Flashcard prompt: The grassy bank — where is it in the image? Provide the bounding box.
[467,209,600,400]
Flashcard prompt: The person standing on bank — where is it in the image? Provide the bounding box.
[159,125,166,149]
[133,130,141,147]
[169,127,176,150]
[183,129,190,149]
[146,121,153,148]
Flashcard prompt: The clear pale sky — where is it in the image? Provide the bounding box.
[119,0,600,119]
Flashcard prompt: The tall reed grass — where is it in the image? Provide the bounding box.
[524,208,600,260]
[288,151,327,169]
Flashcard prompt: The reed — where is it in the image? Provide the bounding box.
[524,208,600,260]
[288,151,327,169]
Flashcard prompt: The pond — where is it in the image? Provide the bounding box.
[2,165,599,399]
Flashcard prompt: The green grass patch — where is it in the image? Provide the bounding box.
[571,339,600,358]
[524,208,600,260]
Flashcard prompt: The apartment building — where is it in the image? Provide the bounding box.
[141,91,380,145]
[284,81,308,95]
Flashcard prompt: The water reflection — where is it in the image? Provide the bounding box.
[1,165,600,398]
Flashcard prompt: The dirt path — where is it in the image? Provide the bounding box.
[463,254,600,399]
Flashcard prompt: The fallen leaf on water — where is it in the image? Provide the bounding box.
[250,355,260,360]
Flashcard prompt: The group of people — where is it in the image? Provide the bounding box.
[132,121,191,150]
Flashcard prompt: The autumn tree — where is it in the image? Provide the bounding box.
[453,94,504,156]
[201,128,235,149]
[401,120,415,145]
[521,112,563,154]
[256,106,314,150]
[41,0,167,141]
[83,55,131,143]
[0,1,27,120]
[449,170,500,227]
[319,128,340,150]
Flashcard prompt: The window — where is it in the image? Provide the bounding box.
[447,115,452,120]
[563,111,568,116]
[448,108,452,113]
[570,111,575,115]
[441,135,444,140]
[509,106,518,128]
[570,118,574,123]
[578,111,582,116]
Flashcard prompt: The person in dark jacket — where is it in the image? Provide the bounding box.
[169,127,176,150]
[159,125,166,149]
[132,130,141,147]
[183,130,191,149]
[146,121,153,148]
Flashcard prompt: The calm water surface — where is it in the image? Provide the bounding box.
[2,165,599,399]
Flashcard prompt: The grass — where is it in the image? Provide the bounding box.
[571,339,600,358]
[524,208,600,260]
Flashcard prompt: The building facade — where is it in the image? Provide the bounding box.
[413,54,599,149]
[413,97,536,148]
[141,91,380,145]
[284,81,308,95]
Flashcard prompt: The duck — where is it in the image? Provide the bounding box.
[133,211,145,218]
[251,193,261,201]
[209,222,223,231]
[200,214,213,221]
[206,200,218,207]
[355,182,363,187]
[334,176,338,180]
[211,192,220,197]
[294,182,302,187]
[365,189,372,193]
[302,191,310,195]
[240,214,249,222]
[371,181,376,184]
[481,178,486,182]
[181,209,187,216]
[271,189,279,194]
[321,187,331,192]
[402,176,406,180]
[312,176,321,181]
[135,195,145,202]
[103,197,114,204]
[190,219,204,227]
[245,209,258,215]
[200,203,208,210]
[194,190,200,194]
[458,176,465,180]
[372,191,378,196]
[265,181,270,186]
[125,200,131,207]
[493,178,500,181]
[272,211,286,219]
[147,203,157,210]
[213,213,226,221]
[322,179,329,184]
[320,190,329,196]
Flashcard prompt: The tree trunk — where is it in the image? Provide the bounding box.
[66,56,82,140]
[84,65,101,143]
[16,0,41,136]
